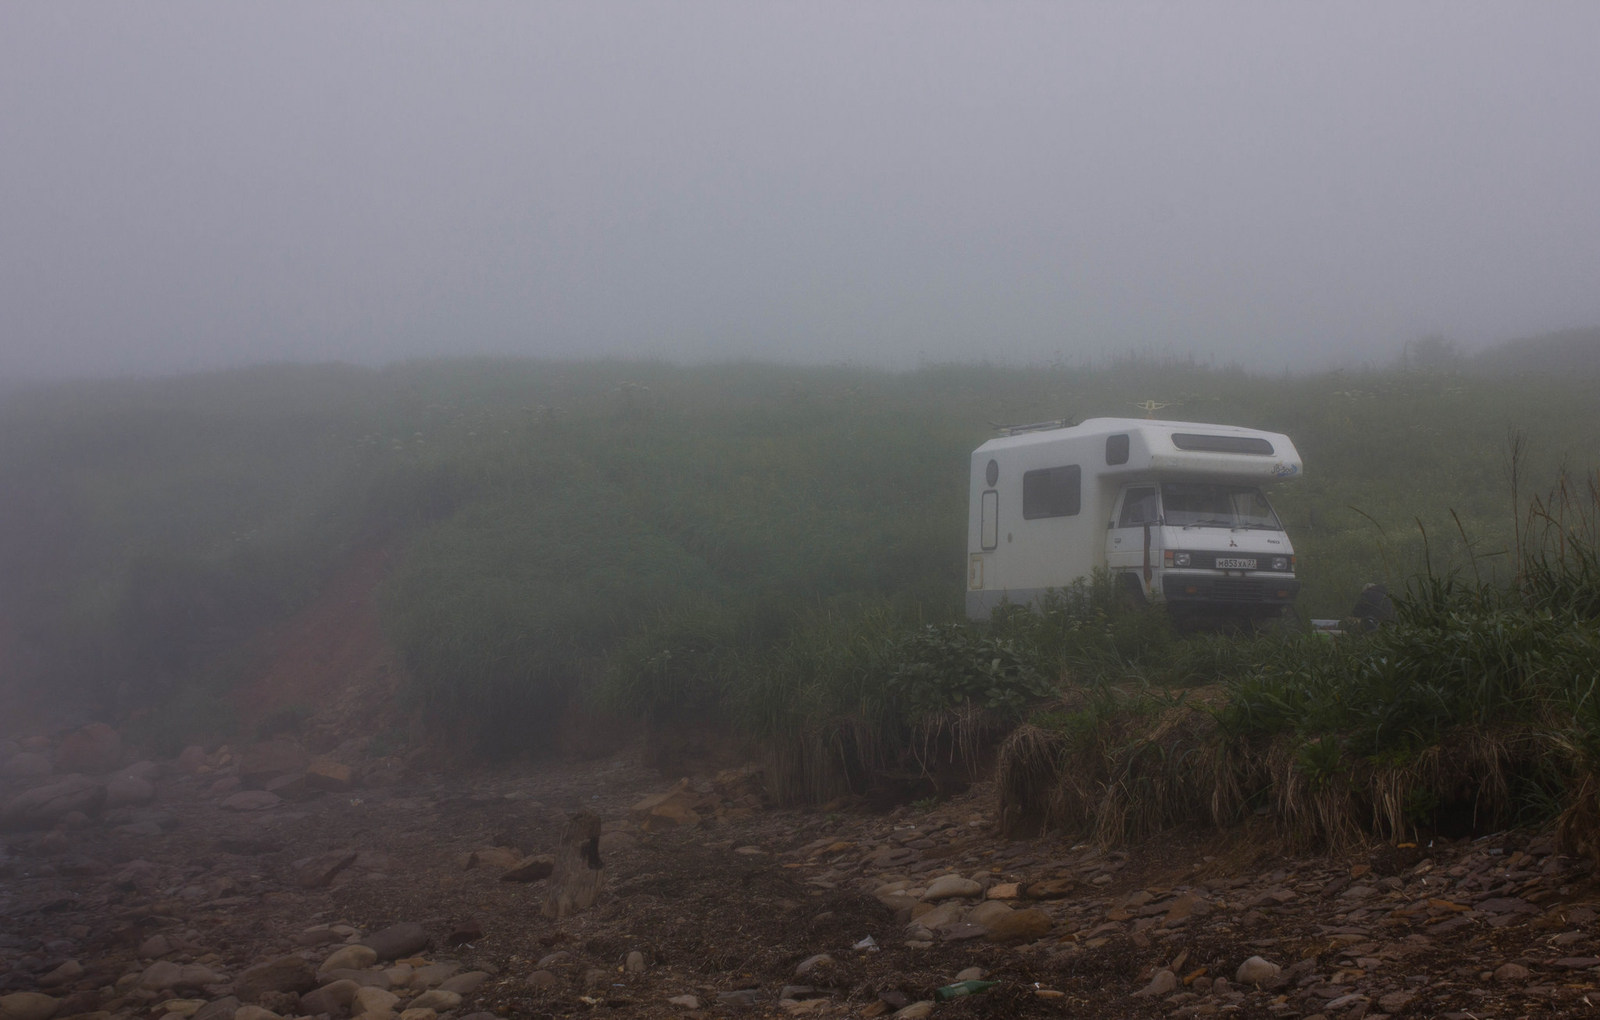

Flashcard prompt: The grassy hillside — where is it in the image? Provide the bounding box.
[3,354,1600,785]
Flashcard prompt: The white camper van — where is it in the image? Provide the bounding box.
[966,418,1301,625]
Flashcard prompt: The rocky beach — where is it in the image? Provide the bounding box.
[4,725,1600,1020]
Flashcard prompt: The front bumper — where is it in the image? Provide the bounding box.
[1160,571,1299,606]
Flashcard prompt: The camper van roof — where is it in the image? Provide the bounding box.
[982,417,1284,448]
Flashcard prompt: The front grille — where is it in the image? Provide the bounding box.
[1210,579,1267,602]
[1163,574,1297,605]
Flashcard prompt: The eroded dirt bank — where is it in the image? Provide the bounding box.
[4,734,1600,1020]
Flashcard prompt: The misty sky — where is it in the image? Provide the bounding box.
[4,3,1598,381]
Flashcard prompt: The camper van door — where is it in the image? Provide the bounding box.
[1107,484,1160,587]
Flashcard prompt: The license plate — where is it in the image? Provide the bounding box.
[1215,558,1257,569]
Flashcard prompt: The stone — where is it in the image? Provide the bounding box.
[104,774,156,808]
[0,992,61,1020]
[463,847,522,871]
[630,780,711,829]
[408,963,460,989]
[137,961,223,992]
[176,745,210,773]
[295,850,360,889]
[892,1002,934,1019]
[667,994,701,1008]
[399,1010,438,1020]
[233,1007,283,1020]
[300,978,361,1015]
[191,997,240,1020]
[500,855,555,883]
[38,959,83,988]
[263,773,323,803]
[1132,969,1178,997]
[304,758,354,791]
[439,971,489,994]
[966,901,1015,929]
[407,989,461,1011]
[794,954,833,977]
[1,752,53,778]
[238,740,309,788]
[140,934,175,958]
[55,722,123,774]
[219,790,281,812]
[236,956,316,1001]
[1235,956,1281,986]
[624,951,646,974]
[321,944,378,973]
[1022,878,1077,899]
[526,970,560,990]
[1493,962,1530,982]
[985,907,1052,941]
[362,923,431,962]
[353,986,400,1015]
[1,775,106,829]
[923,874,983,900]
[1379,989,1418,1011]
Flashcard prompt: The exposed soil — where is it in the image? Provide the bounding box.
[229,545,406,750]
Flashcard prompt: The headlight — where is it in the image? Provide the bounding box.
[1171,552,1191,567]
[1271,556,1290,571]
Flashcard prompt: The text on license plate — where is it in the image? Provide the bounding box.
[1215,558,1257,569]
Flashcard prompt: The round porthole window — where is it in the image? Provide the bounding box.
[985,459,999,486]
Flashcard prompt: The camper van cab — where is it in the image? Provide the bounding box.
[966,418,1301,625]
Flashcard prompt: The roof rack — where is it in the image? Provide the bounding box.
[993,417,1074,437]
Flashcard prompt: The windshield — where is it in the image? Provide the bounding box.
[1159,482,1282,530]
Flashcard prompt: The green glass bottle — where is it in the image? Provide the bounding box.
[934,979,999,1001]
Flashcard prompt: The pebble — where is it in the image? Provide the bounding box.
[1236,956,1281,986]
[0,993,61,1020]
[321,944,378,973]
[361,923,431,961]
[1133,969,1178,998]
[235,956,315,1001]
[407,988,461,1011]
[794,954,833,976]
[922,874,982,900]
[353,985,400,1015]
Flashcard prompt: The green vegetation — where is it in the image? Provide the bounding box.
[997,477,1600,853]
[2,343,1600,851]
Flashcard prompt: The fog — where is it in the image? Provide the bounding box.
[4,2,1598,382]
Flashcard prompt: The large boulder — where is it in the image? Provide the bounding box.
[1,752,53,779]
[236,956,317,1002]
[1,775,106,830]
[104,773,156,809]
[54,723,123,774]
[361,922,432,961]
[238,740,310,789]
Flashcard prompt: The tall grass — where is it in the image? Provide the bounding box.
[995,476,1600,852]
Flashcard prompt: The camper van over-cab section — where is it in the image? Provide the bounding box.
[966,418,1301,626]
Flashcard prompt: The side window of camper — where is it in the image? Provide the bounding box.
[1022,465,1081,519]
[1118,486,1158,526]
[1106,434,1129,465]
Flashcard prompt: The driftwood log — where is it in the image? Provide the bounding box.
[542,811,604,918]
